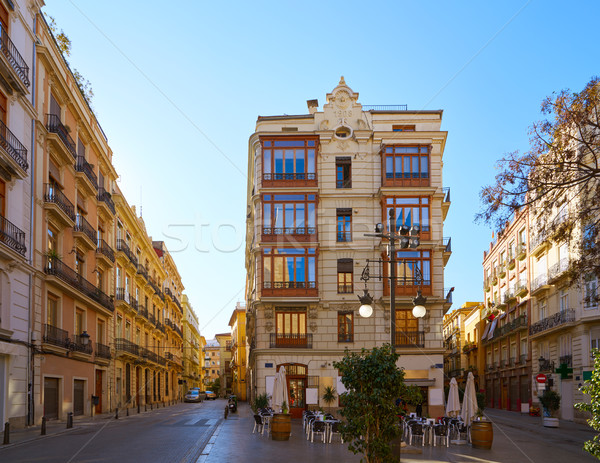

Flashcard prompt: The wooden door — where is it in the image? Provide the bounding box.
[136,367,141,406]
[74,380,85,416]
[287,377,306,419]
[44,378,59,420]
[95,370,103,414]
[125,364,131,404]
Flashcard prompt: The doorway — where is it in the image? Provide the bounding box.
[561,380,574,421]
[281,363,307,419]
[125,364,131,405]
[44,377,59,420]
[136,367,141,406]
[74,380,85,416]
[95,370,103,414]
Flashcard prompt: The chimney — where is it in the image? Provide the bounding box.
[307,99,319,115]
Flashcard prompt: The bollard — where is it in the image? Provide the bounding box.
[126,407,129,417]
[115,408,118,420]
[138,404,140,414]
[3,422,9,445]
[67,412,73,429]
[41,416,47,436]
[224,406,228,419]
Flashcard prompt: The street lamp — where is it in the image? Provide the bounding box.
[80,331,91,346]
[358,209,426,349]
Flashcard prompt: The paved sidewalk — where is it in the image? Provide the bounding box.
[1,402,176,448]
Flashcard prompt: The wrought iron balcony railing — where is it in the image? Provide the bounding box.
[71,334,93,354]
[75,156,98,190]
[549,258,569,281]
[96,239,115,263]
[44,256,113,311]
[394,330,425,348]
[97,187,115,214]
[0,24,30,87]
[559,354,572,367]
[75,214,96,243]
[43,323,68,347]
[0,213,26,256]
[443,237,452,252]
[44,184,76,222]
[529,309,575,336]
[270,333,313,348]
[531,273,549,292]
[539,357,555,372]
[95,342,111,359]
[116,239,138,267]
[45,114,76,158]
[115,338,139,356]
[0,119,28,170]
[137,264,149,280]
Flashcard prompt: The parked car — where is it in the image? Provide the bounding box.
[205,390,217,400]
[184,390,202,403]
[189,388,206,401]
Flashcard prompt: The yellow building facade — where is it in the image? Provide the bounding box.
[228,303,247,400]
[182,295,201,389]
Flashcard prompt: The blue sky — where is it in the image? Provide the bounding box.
[44,1,600,339]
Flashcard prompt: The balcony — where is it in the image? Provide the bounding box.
[0,119,28,179]
[44,184,75,226]
[262,172,317,188]
[75,156,98,194]
[449,368,463,378]
[73,214,97,249]
[45,114,77,162]
[515,279,528,298]
[116,239,138,268]
[442,187,451,220]
[394,331,425,348]
[137,306,149,321]
[44,256,114,312]
[174,325,183,338]
[95,342,111,360]
[0,214,26,257]
[516,242,527,260]
[270,333,312,348]
[115,288,137,314]
[463,342,478,354]
[97,188,115,215]
[137,264,149,281]
[43,323,68,349]
[518,354,527,365]
[262,281,318,298]
[115,337,139,358]
[548,258,569,283]
[538,357,555,373]
[529,309,575,336]
[559,354,572,367]
[531,273,551,296]
[0,25,30,91]
[70,334,93,355]
[443,237,452,265]
[262,227,317,243]
[96,239,115,265]
[530,231,550,256]
[507,256,516,271]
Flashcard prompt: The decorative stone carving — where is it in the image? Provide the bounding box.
[385,326,390,334]
[320,120,330,130]
[265,321,273,332]
[264,307,273,319]
[308,307,318,319]
[309,321,318,332]
[336,140,349,151]
[383,310,390,320]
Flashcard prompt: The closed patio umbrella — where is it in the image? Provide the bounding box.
[446,377,461,418]
[271,365,289,412]
[461,371,478,427]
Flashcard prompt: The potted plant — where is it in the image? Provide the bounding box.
[539,389,561,427]
[322,385,337,414]
[251,392,269,414]
[471,391,493,449]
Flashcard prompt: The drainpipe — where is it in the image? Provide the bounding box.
[27,11,38,427]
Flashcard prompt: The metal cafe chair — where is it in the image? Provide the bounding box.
[311,420,327,443]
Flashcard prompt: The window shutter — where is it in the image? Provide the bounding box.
[337,258,353,273]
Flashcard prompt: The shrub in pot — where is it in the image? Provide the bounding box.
[538,389,561,427]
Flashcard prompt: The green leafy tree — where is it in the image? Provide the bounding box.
[209,377,221,396]
[576,349,600,459]
[333,345,406,463]
[477,77,600,280]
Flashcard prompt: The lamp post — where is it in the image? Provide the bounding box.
[357,209,427,350]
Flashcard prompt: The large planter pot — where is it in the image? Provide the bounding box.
[543,417,559,428]
[471,420,493,449]
[271,413,291,441]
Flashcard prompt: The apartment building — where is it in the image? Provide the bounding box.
[216,332,232,397]
[442,304,476,390]
[245,78,451,418]
[462,302,484,391]
[228,303,247,400]
[481,210,532,413]
[182,295,201,389]
[0,0,36,428]
[202,339,220,387]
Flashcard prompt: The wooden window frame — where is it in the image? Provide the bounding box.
[392,125,416,132]
[383,250,432,296]
[262,193,317,242]
[261,136,318,187]
[335,157,351,188]
[383,145,430,187]
[383,196,431,240]
[336,208,352,242]
[262,247,318,297]
[337,311,354,342]
[337,258,353,293]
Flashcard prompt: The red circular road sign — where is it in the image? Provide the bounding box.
[536,374,547,383]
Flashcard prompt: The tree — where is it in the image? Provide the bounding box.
[575,349,600,459]
[209,377,221,396]
[333,345,406,463]
[477,77,600,281]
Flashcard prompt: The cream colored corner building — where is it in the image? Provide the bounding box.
[245,79,451,418]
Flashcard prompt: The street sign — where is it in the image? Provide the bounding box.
[536,373,547,383]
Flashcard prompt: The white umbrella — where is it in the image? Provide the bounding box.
[446,377,461,417]
[461,371,478,427]
[271,366,289,412]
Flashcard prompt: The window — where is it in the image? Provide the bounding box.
[585,274,598,308]
[336,157,351,188]
[387,250,431,294]
[559,290,568,312]
[263,248,316,289]
[97,319,105,345]
[262,138,317,183]
[394,309,421,347]
[75,252,84,276]
[385,197,430,238]
[262,194,316,237]
[518,228,527,247]
[47,295,58,327]
[538,300,547,321]
[275,309,307,346]
[47,227,58,254]
[392,125,415,132]
[75,309,84,335]
[591,328,600,358]
[125,320,131,341]
[508,241,515,260]
[338,312,353,342]
[336,208,352,242]
[337,259,353,293]
[384,145,429,185]
[116,316,122,339]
